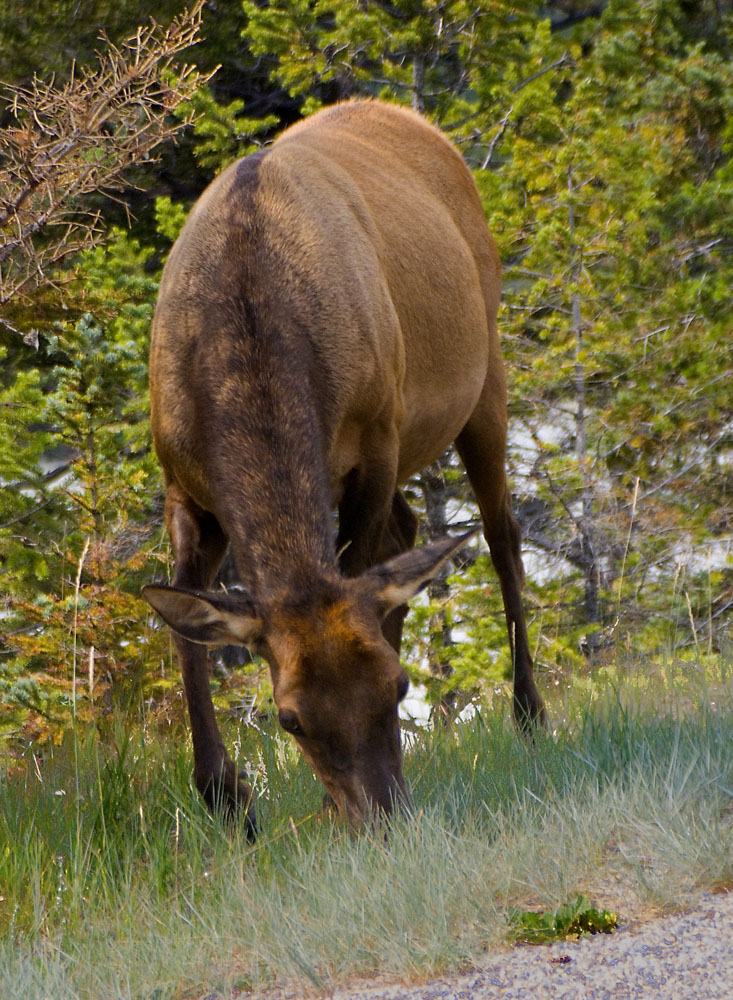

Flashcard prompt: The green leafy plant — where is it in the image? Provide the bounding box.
[509,893,618,944]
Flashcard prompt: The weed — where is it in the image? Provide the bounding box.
[509,893,618,943]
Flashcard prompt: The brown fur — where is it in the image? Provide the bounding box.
[143,101,545,833]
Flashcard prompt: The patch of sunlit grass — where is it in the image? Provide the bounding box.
[0,654,731,999]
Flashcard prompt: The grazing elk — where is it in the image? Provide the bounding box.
[142,100,545,834]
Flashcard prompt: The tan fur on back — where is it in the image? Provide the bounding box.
[151,100,503,513]
[269,101,501,482]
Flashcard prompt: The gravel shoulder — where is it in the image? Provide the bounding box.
[228,891,733,1000]
[325,891,733,1000]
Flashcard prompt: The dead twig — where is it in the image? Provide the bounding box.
[0,1,214,310]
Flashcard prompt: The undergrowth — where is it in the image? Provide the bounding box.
[0,656,731,999]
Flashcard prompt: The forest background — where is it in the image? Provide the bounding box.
[0,0,731,746]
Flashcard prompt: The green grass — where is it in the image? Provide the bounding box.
[1,656,732,999]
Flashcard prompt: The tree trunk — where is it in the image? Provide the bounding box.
[419,456,456,722]
[411,52,425,113]
[568,168,601,629]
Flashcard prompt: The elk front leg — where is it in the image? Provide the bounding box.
[336,443,398,578]
[373,491,418,653]
[165,484,257,836]
[336,448,413,652]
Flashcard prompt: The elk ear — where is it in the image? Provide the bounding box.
[365,530,476,614]
[142,585,263,647]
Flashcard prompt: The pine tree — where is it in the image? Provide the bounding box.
[474,0,732,657]
[0,233,168,739]
[241,0,542,119]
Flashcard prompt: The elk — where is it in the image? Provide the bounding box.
[142,100,545,835]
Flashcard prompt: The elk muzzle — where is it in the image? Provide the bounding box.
[316,718,412,830]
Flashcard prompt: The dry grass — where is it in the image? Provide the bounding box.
[0,655,731,999]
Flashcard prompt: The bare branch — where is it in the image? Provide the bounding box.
[481,106,513,170]
[0,1,213,310]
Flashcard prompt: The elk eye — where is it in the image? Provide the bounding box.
[278,709,304,736]
[396,673,410,702]
[330,747,351,773]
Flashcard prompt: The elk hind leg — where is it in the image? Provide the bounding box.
[455,396,546,730]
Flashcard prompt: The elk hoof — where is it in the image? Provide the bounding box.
[321,792,336,814]
[513,685,547,734]
[197,761,257,841]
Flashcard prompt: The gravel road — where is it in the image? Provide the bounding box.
[323,891,733,1000]
[229,891,733,1000]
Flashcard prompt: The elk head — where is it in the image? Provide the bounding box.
[143,534,469,827]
